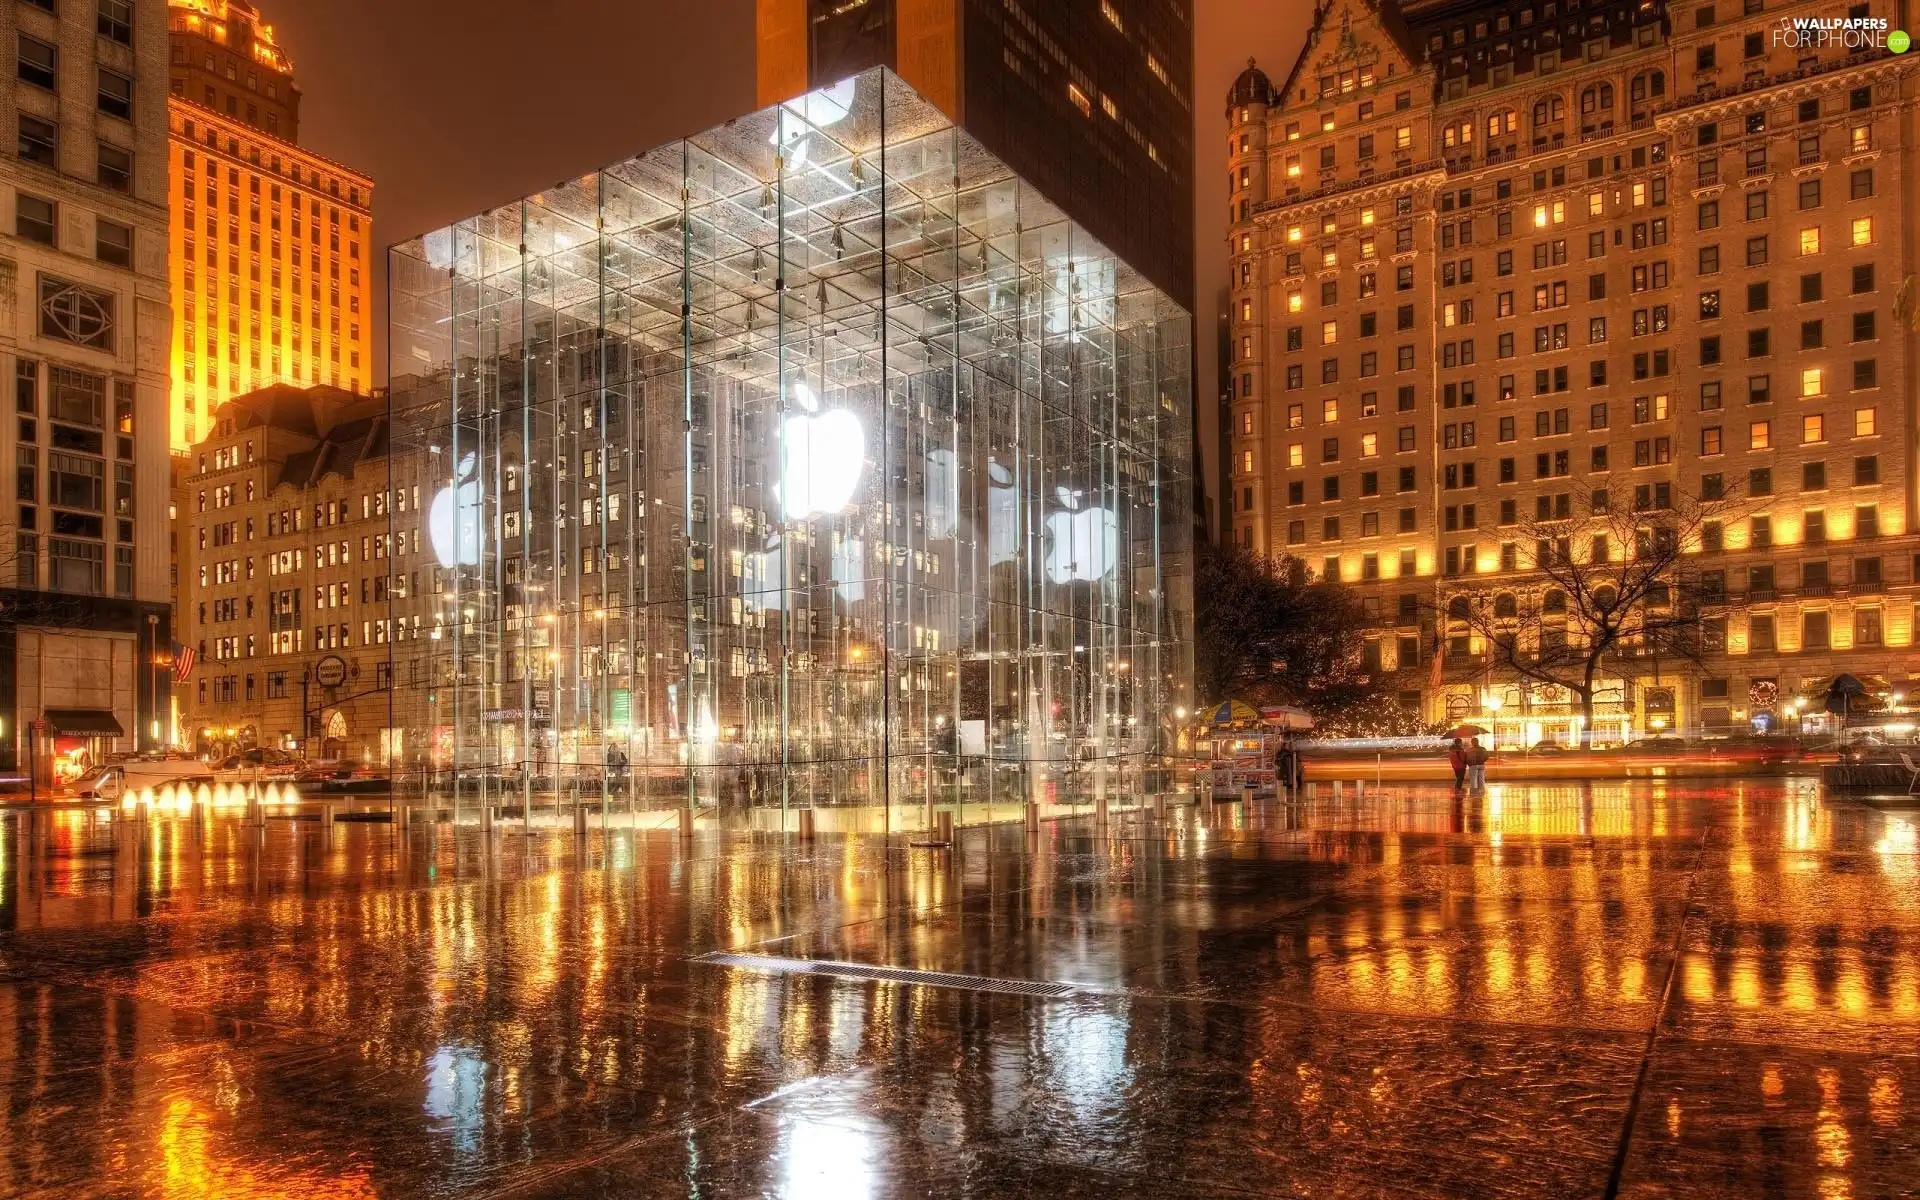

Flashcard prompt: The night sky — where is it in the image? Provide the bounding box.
[264,0,1313,522]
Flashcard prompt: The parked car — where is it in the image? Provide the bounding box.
[73,757,215,801]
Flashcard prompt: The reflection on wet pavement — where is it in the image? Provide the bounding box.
[0,780,1914,1197]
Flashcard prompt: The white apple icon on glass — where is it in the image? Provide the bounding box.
[771,79,857,171]
[1043,487,1118,585]
[779,382,864,520]
[429,451,482,567]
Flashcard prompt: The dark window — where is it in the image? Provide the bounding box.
[17,36,56,91]
[98,0,133,44]
[96,69,132,121]
[17,114,55,167]
[15,193,54,246]
[94,218,130,268]
[97,143,131,193]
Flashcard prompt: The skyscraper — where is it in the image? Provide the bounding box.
[1231,0,1918,740]
[0,0,173,771]
[164,0,372,450]
[755,0,1196,308]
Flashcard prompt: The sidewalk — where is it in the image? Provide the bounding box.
[0,779,1914,1197]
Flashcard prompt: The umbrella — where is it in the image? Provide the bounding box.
[1260,705,1315,731]
[1207,700,1260,726]
[1445,724,1488,739]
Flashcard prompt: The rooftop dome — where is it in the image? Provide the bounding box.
[1227,58,1277,113]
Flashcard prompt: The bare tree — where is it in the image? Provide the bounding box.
[1434,483,1743,748]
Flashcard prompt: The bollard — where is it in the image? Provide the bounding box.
[480,803,494,836]
[934,809,953,845]
[1024,800,1041,835]
[678,806,695,840]
[246,792,264,829]
[797,807,816,841]
[572,801,588,838]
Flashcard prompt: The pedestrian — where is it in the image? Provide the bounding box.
[1273,737,1292,798]
[1466,739,1489,792]
[1447,738,1468,791]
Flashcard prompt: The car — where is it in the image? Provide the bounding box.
[1524,741,1569,755]
[1628,736,1689,754]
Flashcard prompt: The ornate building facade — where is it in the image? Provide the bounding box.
[1233,0,1918,742]
[0,0,175,772]
[164,0,371,450]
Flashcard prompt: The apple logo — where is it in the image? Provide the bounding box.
[771,79,857,171]
[1043,487,1118,585]
[429,451,482,567]
[779,382,864,520]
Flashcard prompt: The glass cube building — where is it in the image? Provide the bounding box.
[387,68,1194,829]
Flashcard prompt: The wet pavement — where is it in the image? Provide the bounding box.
[0,780,1915,1198]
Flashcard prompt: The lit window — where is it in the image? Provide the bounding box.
[1534,205,1549,227]
[1801,367,1824,396]
[1750,420,1771,449]
[1856,406,1877,436]
[1321,321,1338,345]
[1799,226,1821,255]
[1322,247,1338,268]
[1241,299,1253,321]
[1360,236,1377,258]
[1396,126,1413,150]
[1443,302,1458,326]
[1288,292,1304,313]
[1286,156,1302,178]
[1553,201,1566,223]
[1360,207,1375,225]
[1361,432,1378,456]
[1633,182,1647,207]
[1240,233,1252,252]
[1242,450,1254,473]
[1322,113,1336,131]
[1067,83,1092,118]
[1286,123,1301,141]
[1101,0,1123,30]
[1851,216,1873,246]
[1289,443,1305,467]
[1803,413,1825,443]
[1100,93,1119,120]
[1323,399,1339,421]
[1588,191,1604,216]
[1287,225,1304,243]
[1851,123,1872,152]
[1321,216,1337,235]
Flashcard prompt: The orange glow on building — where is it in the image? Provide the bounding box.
[165,97,372,450]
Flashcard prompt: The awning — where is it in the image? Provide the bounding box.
[44,708,124,737]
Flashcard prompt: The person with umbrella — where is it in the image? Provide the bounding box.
[1446,738,1467,791]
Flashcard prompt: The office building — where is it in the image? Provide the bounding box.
[0,0,174,775]
[755,0,1195,308]
[176,383,415,761]
[164,0,372,450]
[1233,0,1917,741]
[388,66,1195,827]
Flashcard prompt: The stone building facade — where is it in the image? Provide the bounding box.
[0,0,174,773]
[1231,0,1918,741]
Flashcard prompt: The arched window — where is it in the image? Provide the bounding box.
[1630,70,1665,103]
[1448,596,1471,620]
[1487,108,1517,137]
[1542,589,1568,615]
[1494,593,1518,618]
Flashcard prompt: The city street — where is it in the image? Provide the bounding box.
[0,780,1914,1197]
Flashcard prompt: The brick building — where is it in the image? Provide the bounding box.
[1230,0,1918,742]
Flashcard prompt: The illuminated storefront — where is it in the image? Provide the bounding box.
[386,68,1195,827]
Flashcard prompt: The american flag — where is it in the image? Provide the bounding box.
[172,641,196,682]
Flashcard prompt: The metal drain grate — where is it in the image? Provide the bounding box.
[693,951,1077,999]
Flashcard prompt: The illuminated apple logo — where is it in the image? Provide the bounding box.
[779,382,864,520]
[429,451,481,567]
[1043,487,1118,585]
[771,79,857,171]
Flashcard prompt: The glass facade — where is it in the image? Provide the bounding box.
[387,68,1194,830]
